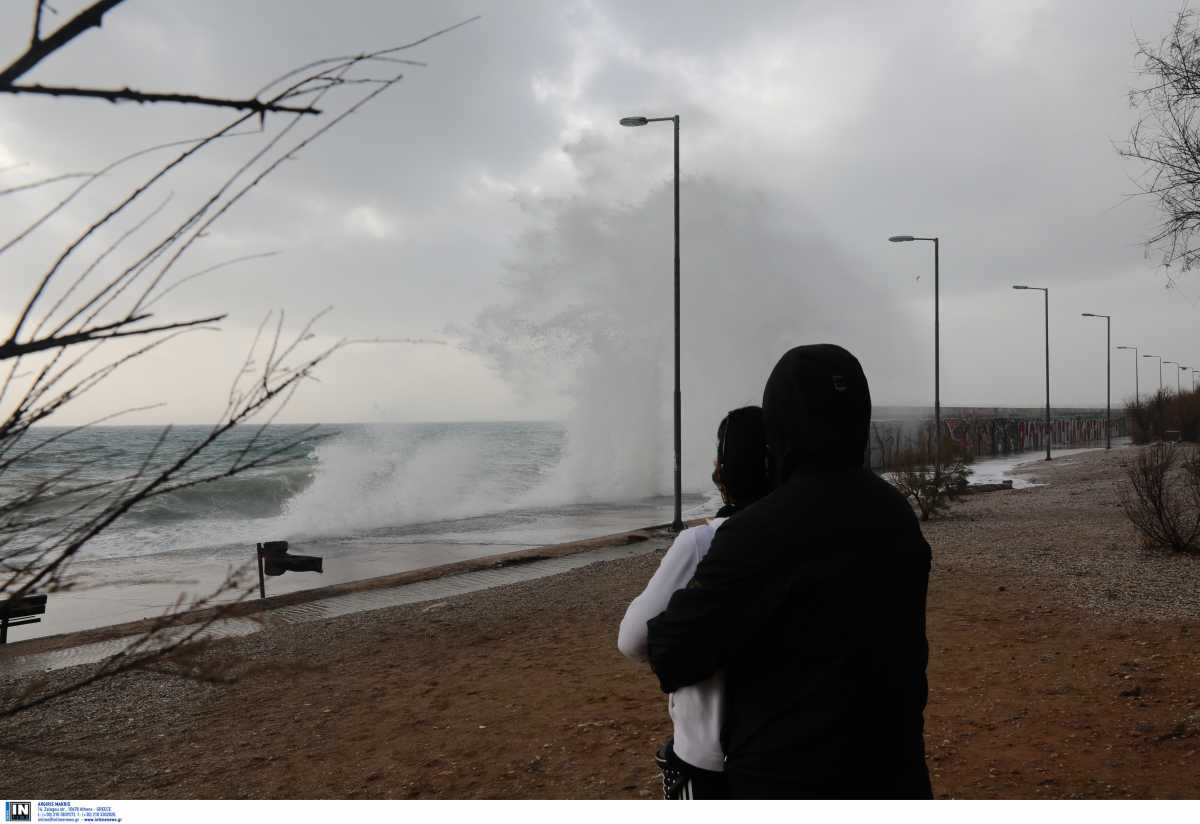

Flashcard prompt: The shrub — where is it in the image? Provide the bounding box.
[1127,389,1172,443]
[1171,391,1200,442]
[1119,442,1200,554]
[889,439,971,521]
[1125,388,1200,443]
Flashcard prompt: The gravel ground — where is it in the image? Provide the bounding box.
[926,447,1200,622]
[1,445,1198,799]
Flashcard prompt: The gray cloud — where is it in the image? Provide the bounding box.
[0,0,1196,438]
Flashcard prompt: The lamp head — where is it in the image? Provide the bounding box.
[888,235,915,242]
[619,116,648,127]
[1012,285,1029,290]
[1082,312,1096,317]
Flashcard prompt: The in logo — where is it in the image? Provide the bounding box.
[832,375,848,392]
[4,802,30,822]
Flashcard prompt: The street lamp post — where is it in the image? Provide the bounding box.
[1081,313,1111,449]
[1013,285,1051,460]
[1165,360,1180,395]
[889,235,940,467]
[1143,354,1163,394]
[621,113,684,532]
[1116,345,1139,404]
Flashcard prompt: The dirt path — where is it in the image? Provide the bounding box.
[2,447,1198,798]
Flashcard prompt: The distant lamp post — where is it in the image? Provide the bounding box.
[1116,345,1139,404]
[1014,285,1051,460]
[1143,354,1163,394]
[889,234,940,466]
[1165,360,1181,395]
[621,112,683,532]
[1081,313,1111,449]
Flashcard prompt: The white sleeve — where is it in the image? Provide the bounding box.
[617,526,710,662]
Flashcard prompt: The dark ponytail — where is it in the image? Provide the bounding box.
[714,406,770,508]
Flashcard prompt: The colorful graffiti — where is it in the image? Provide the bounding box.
[868,410,1127,470]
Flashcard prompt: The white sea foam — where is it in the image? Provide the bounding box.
[276,423,565,539]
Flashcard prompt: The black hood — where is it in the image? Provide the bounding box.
[762,344,871,483]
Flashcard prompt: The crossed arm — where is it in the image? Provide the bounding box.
[646,516,783,694]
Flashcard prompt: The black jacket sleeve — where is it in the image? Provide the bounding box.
[646,513,785,693]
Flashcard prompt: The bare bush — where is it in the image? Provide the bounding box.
[1126,389,1172,443]
[1170,390,1200,441]
[888,440,971,522]
[1125,388,1200,443]
[1119,442,1200,554]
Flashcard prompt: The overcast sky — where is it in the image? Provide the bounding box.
[2,0,1198,431]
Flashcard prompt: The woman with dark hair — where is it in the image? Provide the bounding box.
[617,406,769,800]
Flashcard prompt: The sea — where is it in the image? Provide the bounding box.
[5,412,1089,637]
[8,422,713,565]
[9,408,1072,567]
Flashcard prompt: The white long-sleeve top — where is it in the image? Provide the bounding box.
[618,518,727,773]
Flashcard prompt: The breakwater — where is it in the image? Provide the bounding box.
[868,406,1126,470]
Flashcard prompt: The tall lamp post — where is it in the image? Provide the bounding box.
[1013,285,1051,461]
[1143,354,1163,394]
[1165,360,1181,395]
[1116,345,1139,404]
[621,113,684,532]
[889,234,940,467]
[1081,313,1111,449]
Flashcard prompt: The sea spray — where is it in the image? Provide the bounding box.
[466,177,920,502]
[277,423,565,538]
[12,423,572,560]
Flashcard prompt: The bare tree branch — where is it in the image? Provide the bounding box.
[0,0,126,86]
[0,171,91,196]
[0,131,257,259]
[3,83,322,115]
[1,0,323,116]
[1121,9,1200,271]
[0,314,225,361]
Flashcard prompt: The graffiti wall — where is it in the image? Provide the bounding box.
[867,407,1127,470]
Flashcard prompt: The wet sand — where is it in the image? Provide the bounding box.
[2,446,1199,799]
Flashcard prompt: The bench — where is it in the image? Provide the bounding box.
[1,593,47,644]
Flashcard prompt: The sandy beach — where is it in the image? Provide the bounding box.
[2,445,1199,799]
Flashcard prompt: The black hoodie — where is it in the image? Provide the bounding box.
[646,344,933,799]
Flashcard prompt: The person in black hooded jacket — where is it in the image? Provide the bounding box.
[646,344,933,800]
